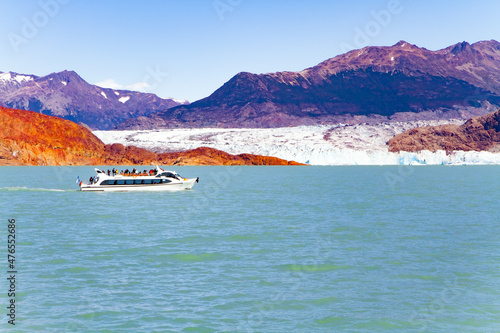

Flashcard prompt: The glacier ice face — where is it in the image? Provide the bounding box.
[396,150,500,165]
[93,122,500,165]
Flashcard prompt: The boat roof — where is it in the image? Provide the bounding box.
[93,166,179,178]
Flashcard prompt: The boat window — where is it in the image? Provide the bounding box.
[162,179,172,184]
[125,180,134,185]
[116,180,125,185]
[143,179,153,184]
[134,180,142,185]
[162,172,176,178]
[153,179,161,184]
[101,180,117,185]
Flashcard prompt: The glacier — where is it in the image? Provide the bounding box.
[93,121,500,165]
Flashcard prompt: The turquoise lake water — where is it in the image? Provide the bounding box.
[0,165,499,332]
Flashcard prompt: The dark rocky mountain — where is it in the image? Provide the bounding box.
[0,70,187,130]
[119,40,500,129]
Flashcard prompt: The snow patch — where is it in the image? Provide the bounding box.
[171,98,189,104]
[61,81,67,86]
[0,72,34,84]
[119,96,130,103]
[114,91,120,96]
[13,74,33,84]
[0,72,13,82]
[101,91,107,99]
[391,56,395,61]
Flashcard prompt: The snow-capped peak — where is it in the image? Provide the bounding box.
[0,72,34,85]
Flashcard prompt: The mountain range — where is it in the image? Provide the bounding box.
[2,40,500,131]
[0,70,187,130]
[118,40,500,129]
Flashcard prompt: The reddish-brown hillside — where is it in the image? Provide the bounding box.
[387,109,500,152]
[0,106,303,166]
[156,147,303,166]
[0,106,104,165]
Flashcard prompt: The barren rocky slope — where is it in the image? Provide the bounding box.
[388,109,500,152]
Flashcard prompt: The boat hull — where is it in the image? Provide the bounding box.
[80,178,198,192]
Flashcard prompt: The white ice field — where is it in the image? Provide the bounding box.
[94,120,500,165]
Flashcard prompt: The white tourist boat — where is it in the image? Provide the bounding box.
[77,166,199,192]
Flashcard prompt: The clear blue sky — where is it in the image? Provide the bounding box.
[1,0,499,102]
